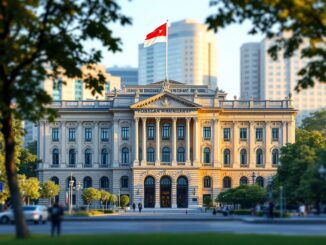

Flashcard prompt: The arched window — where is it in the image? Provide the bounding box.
[69,149,76,166]
[162,147,170,162]
[223,149,231,165]
[145,176,155,186]
[101,149,109,165]
[223,176,232,188]
[203,176,211,188]
[256,176,264,187]
[177,176,188,185]
[121,176,129,188]
[160,176,171,185]
[256,149,263,165]
[147,147,155,162]
[100,176,109,189]
[240,176,248,185]
[272,149,279,165]
[52,148,59,165]
[162,123,170,140]
[50,176,59,185]
[177,147,185,162]
[83,176,92,188]
[203,147,210,164]
[121,147,129,164]
[240,149,247,165]
[66,176,76,188]
[85,149,92,166]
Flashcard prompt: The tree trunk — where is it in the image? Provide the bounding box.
[1,114,29,238]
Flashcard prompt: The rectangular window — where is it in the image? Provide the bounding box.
[68,128,76,142]
[52,128,59,141]
[203,127,211,140]
[84,128,92,141]
[121,127,129,140]
[178,124,185,140]
[223,128,231,141]
[240,128,247,141]
[147,124,155,140]
[256,128,263,141]
[272,128,279,141]
[101,128,109,141]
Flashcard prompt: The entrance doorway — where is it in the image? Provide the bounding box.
[160,176,171,208]
[144,176,155,208]
[177,176,188,208]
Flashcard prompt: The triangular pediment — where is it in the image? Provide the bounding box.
[130,92,201,109]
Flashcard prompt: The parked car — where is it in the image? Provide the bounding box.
[0,205,49,224]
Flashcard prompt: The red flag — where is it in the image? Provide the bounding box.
[144,23,167,48]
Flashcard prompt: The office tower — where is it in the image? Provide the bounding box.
[107,66,138,87]
[138,19,217,89]
[240,38,326,125]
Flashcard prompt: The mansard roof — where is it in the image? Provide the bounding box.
[130,91,202,109]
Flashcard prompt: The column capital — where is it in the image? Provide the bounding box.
[142,117,147,122]
[172,117,177,122]
[155,117,161,122]
[134,117,140,122]
[193,117,198,122]
[186,117,191,122]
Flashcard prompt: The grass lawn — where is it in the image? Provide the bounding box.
[0,234,326,245]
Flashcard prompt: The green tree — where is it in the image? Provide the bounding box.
[217,185,267,209]
[206,0,326,91]
[100,190,111,210]
[204,196,213,208]
[41,181,60,206]
[0,1,131,238]
[274,129,326,205]
[82,188,101,212]
[18,175,40,205]
[17,142,38,178]
[301,110,326,135]
[109,194,117,206]
[120,195,130,208]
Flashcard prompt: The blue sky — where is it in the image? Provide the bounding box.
[93,0,263,97]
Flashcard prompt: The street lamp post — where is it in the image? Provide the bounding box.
[69,178,74,215]
[251,172,256,185]
[317,165,326,215]
[118,189,121,208]
[76,181,81,210]
[280,186,284,218]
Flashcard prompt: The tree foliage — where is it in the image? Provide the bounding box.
[100,190,111,208]
[120,195,130,208]
[18,175,40,205]
[82,188,101,209]
[217,185,267,209]
[274,129,326,205]
[301,109,326,135]
[109,194,117,206]
[17,141,38,178]
[41,180,60,202]
[0,0,131,238]
[206,0,326,91]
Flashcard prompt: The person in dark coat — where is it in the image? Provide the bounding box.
[132,203,136,212]
[48,201,64,236]
[138,202,142,213]
[268,202,274,218]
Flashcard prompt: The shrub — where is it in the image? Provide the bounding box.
[120,195,130,208]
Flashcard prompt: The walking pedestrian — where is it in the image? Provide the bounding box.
[48,200,64,237]
[268,202,274,218]
[132,203,136,212]
[138,202,142,213]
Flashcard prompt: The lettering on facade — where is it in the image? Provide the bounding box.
[136,108,196,113]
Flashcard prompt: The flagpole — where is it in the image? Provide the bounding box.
[166,19,168,83]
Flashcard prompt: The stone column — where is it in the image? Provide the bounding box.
[61,121,66,166]
[282,121,287,146]
[113,119,119,167]
[232,122,239,168]
[185,118,191,165]
[141,118,147,165]
[155,118,161,165]
[172,117,177,165]
[77,122,83,167]
[155,179,160,208]
[94,122,99,166]
[171,179,177,208]
[265,121,271,167]
[213,119,219,167]
[193,118,199,166]
[249,121,255,168]
[134,118,139,166]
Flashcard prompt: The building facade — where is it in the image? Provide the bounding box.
[138,19,217,89]
[240,38,326,125]
[107,66,138,87]
[37,81,296,208]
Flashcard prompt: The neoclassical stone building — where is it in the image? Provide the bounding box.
[37,80,296,208]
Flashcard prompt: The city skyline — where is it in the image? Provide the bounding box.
[84,0,263,98]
